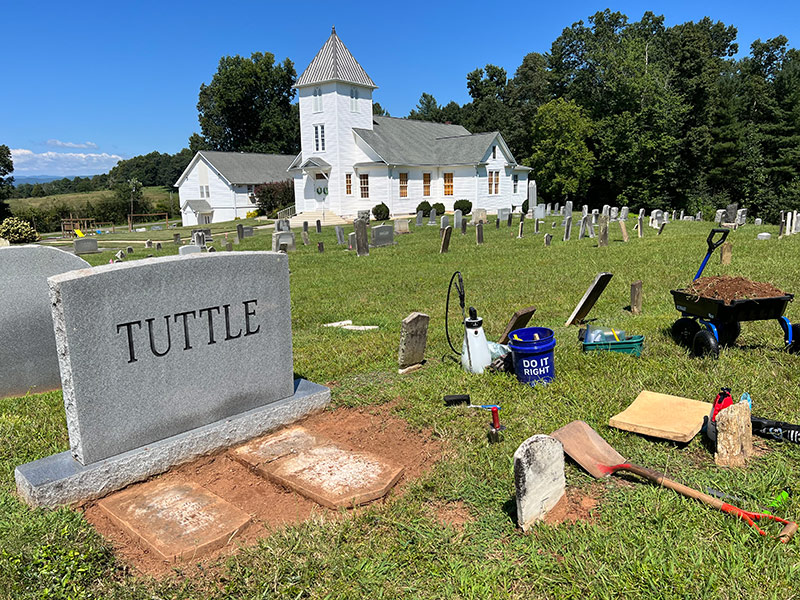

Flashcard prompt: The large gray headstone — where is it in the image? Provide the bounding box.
[46,252,295,465]
[514,435,565,531]
[534,204,546,220]
[371,224,394,248]
[725,202,738,223]
[73,238,99,255]
[398,312,430,369]
[0,246,90,398]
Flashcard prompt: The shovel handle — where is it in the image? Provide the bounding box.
[611,463,797,542]
[694,229,730,280]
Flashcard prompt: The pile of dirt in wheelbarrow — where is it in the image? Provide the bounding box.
[681,276,786,305]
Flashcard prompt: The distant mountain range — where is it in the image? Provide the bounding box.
[13,175,92,186]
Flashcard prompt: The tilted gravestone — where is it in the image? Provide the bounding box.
[440,226,453,253]
[371,224,394,248]
[318,241,324,252]
[155,242,162,251]
[0,246,90,399]
[354,218,369,256]
[15,252,330,507]
[620,221,629,242]
[534,219,540,234]
[335,225,346,245]
[271,231,296,252]
[74,238,99,255]
[398,312,430,371]
[144,239,153,249]
[514,435,565,531]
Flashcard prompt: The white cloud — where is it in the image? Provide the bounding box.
[46,139,99,149]
[11,148,124,176]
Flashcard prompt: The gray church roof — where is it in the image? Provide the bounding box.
[188,151,295,185]
[353,116,522,167]
[296,27,377,89]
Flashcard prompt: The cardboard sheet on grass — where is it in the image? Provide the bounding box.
[609,390,711,443]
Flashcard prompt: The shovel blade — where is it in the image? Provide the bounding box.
[551,420,627,479]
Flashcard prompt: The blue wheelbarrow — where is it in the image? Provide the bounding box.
[670,228,797,358]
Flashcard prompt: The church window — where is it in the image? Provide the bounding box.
[314,124,325,152]
[360,174,369,198]
[345,173,352,195]
[399,173,408,198]
[350,87,359,112]
[492,146,497,159]
[423,173,431,196]
[488,171,500,195]
[444,173,453,196]
[513,174,519,193]
[313,87,323,112]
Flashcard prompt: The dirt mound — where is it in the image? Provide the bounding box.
[681,276,786,305]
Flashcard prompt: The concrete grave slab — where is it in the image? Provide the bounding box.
[0,246,89,398]
[514,435,565,531]
[98,479,251,561]
[234,429,404,509]
[73,238,99,255]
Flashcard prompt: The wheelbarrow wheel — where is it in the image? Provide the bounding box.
[787,324,800,354]
[693,330,719,359]
[672,318,700,347]
[716,321,741,347]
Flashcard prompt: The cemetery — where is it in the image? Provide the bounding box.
[2,206,800,598]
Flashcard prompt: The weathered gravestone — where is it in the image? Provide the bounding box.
[416,211,424,227]
[534,204,546,220]
[335,225,346,245]
[144,239,154,249]
[358,210,371,224]
[225,241,233,252]
[507,212,513,227]
[454,210,463,231]
[398,312,430,371]
[15,252,331,507]
[155,242,162,251]
[578,216,587,239]
[303,221,309,233]
[658,222,667,236]
[173,233,182,245]
[348,232,356,250]
[371,224,394,248]
[598,216,609,246]
[354,218,369,256]
[126,246,134,255]
[461,218,467,235]
[178,245,202,255]
[563,216,572,242]
[757,233,771,240]
[471,208,487,224]
[301,231,310,246]
[394,219,410,234]
[73,238,99,255]
[271,231,296,252]
[428,208,437,225]
[755,218,763,226]
[114,250,125,261]
[441,215,449,231]
[620,207,629,220]
[544,233,552,246]
[725,203,738,224]
[497,207,510,224]
[0,246,90,399]
[609,207,619,221]
[620,221,629,242]
[236,223,244,241]
[496,217,501,229]
[695,211,703,221]
[242,226,254,238]
[534,219,540,234]
[313,220,320,234]
[318,242,324,253]
[514,435,565,531]
[638,213,644,238]
[517,221,524,239]
[476,223,484,244]
[276,219,290,232]
[440,226,453,253]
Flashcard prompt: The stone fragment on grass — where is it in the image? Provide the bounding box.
[514,435,566,531]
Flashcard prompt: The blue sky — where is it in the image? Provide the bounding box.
[2,0,799,176]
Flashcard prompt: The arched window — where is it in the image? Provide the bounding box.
[313,87,322,112]
[350,87,359,113]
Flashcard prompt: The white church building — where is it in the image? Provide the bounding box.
[289,28,532,218]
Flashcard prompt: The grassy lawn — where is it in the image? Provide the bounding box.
[7,187,174,214]
[2,215,800,598]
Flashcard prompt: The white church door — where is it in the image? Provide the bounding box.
[314,173,330,212]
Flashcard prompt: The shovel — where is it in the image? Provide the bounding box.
[551,421,798,542]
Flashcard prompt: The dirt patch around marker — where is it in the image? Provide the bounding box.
[82,403,441,578]
[430,500,474,529]
[543,486,602,525]
[681,276,786,305]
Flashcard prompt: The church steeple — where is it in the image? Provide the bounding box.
[295,28,377,89]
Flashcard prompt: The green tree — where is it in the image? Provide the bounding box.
[505,53,551,158]
[197,52,300,154]
[372,102,390,116]
[526,98,595,202]
[408,93,442,121]
[0,145,13,221]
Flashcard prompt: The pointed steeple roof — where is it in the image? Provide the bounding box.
[296,27,377,89]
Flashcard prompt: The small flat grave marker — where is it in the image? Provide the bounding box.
[97,479,251,561]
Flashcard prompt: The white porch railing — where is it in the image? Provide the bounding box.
[276,205,296,220]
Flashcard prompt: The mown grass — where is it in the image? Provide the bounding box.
[3,215,800,598]
[7,187,173,214]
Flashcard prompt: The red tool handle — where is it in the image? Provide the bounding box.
[490,406,500,429]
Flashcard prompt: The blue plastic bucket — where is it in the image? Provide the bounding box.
[508,326,556,386]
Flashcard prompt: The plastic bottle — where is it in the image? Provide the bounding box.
[585,325,626,343]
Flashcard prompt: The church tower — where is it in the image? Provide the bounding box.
[292,27,377,216]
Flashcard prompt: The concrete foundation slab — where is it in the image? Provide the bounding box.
[98,480,251,561]
[15,379,330,508]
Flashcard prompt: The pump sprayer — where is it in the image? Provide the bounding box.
[446,272,492,374]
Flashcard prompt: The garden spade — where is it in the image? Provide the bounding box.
[551,420,798,542]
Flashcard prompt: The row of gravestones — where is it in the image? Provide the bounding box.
[713,203,750,227]
[779,210,800,236]
[0,244,330,507]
